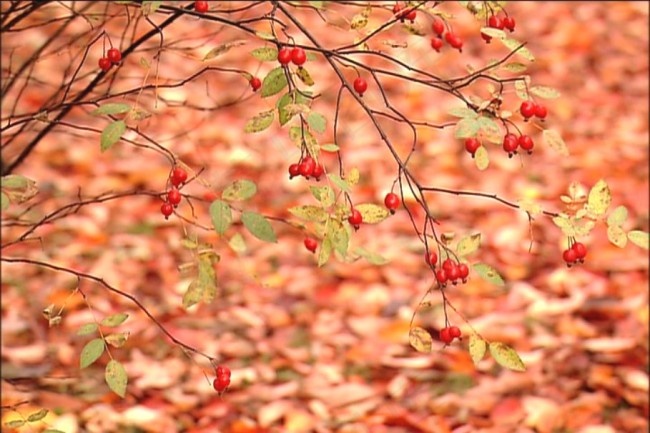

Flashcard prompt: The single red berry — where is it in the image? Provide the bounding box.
[488,15,504,30]
[291,47,306,66]
[353,77,368,96]
[534,103,548,120]
[442,258,455,273]
[348,208,363,229]
[425,251,438,267]
[440,327,453,344]
[435,268,448,285]
[520,100,536,119]
[444,32,463,51]
[405,8,416,22]
[167,188,182,207]
[465,137,481,156]
[392,3,404,21]
[562,248,577,266]
[571,242,587,260]
[432,17,445,36]
[195,0,208,12]
[518,135,534,154]
[107,48,122,64]
[384,192,400,213]
[98,57,112,71]
[215,365,231,378]
[288,163,300,179]
[430,37,444,52]
[481,31,492,43]
[161,202,173,219]
[277,47,292,65]
[250,77,262,91]
[213,376,230,393]
[298,156,315,178]
[458,263,469,280]
[312,164,324,181]
[448,325,462,339]
[304,237,318,253]
[170,167,188,187]
[447,264,460,283]
[503,133,518,157]
[503,16,516,32]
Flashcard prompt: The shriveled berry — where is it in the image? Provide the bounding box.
[432,17,445,36]
[107,48,122,64]
[435,268,448,284]
[298,156,315,178]
[161,202,173,219]
[503,16,516,32]
[439,327,453,344]
[571,242,587,260]
[215,365,231,378]
[425,251,438,267]
[520,100,536,119]
[518,135,534,153]
[534,103,548,120]
[167,188,182,207]
[503,133,518,157]
[430,37,444,52]
[213,376,230,393]
[291,47,306,66]
[304,237,318,253]
[444,32,463,51]
[348,208,363,229]
[488,15,504,29]
[353,77,368,96]
[250,77,262,91]
[458,263,469,280]
[384,192,400,213]
[562,248,577,266]
[465,137,481,156]
[288,163,300,179]
[448,325,461,339]
[195,0,208,12]
[277,47,292,65]
[170,167,188,187]
[98,57,112,71]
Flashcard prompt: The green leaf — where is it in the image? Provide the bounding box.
[1,191,10,210]
[501,62,528,73]
[222,179,257,201]
[261,67,288,98]
[91,103,131,116]
[43,430,67,433]
[480,27,506,39]
[514,75,531,100]
[288,205,328,222]
[542,129,569,156]
[296,67,315,86]
[2,174,33,189]
[529,85,561,99]
[409,326,432,353]
[101,313,129,327]
[474,146,489,170]
[472,263,505,286]
[477,116,500,138]
[498,37,535,62]
[100,120,126,152]
[105,332,129,348]
[210,200,232,235]
[203,40,246,60]
[4,420,26,428]
[456,233,481,256]
[327,173,351,193]
[80,338,105,369]
[329,219,350,256]
[182,279,203,309]
[142,0,162,15]
[454,118,480,139]
[27,409,48,422]
[607,225,627,248]
[77,323,98,336]
[242,211,277,242]
[277,91,312,125]
[181,237,199,249]
[488,342,526,372]
[105,359,128,398]
[447,105,477,119]
[607,205,628,227]
[586,179,611,217]
[353,246,389,265]
[307,112,326,134]
[183,251,218,308]
[317,234,333,267]
[228,232,247,255]
[310,185,335,207]
[468,334,487,365]
[627,230,649,250]
[320,143,339,152]
[355,203,389,224]
[251,47,278,61]
[244,109,274,133]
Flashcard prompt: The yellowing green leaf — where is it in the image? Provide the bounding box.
[77,323,98,336]
[222,179,257,201]
[310,185,335,207]
[100,120,126,152]
[586,179,611,217]
[251,47,278,61]
[454,118,480,139]
[501,62,528,73]
[80,338,105,369]
[91,103,131,116]
[529,85,561,99]
[350,10,369,30]
[488,342,526,371]
[477,116,500,138]
[409,326,432,353]
[101,313,129,327]
[355,203,389,224]
[456,233,481,256]
[27,409,48,422]
[320,143,339,152]
[480,27,506,39]
[5,420,25,428]
[210,200,232,235]
[474,146,489,170]
[347,167,360,185]
[105,359,128,398]
[447,105,477,118]
[514,75,531,100]
[203,40,246,60]
[228,232,247,255]
[542,129,569,156]
[607,225,627,248]
[518,198,542,216]
[1,192,9,210]
[261,67,288,98]
[327,173,351,193]
[499,37,535,62]
[317,234,333,267]
[242,211,277,242]
[288,205,328,222]
[105,332,129,348]
[329,219,350,256]
[469,334,487,365]
[472,263,505,286]
[307,111,326,134]
[296,66,315,86]
[353,246,389,265]
[627,230,649,250]
[607,205,628,227]
[244,110,274,133]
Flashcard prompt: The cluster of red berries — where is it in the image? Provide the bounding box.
[384,192,400,214]
[160,167,188,219]
[502,132,535,157]
[439,325,462,345]
[562,242,587,267]
[426,252,470,287]
[98,48,122,72]
[288,156,325,181]
[430,17,463,53]
[213,365,231,394]
[194,0,208,13]
[278,46,307,67]
[520,100,548,121]
[392,2,417,23]
[481,13,516,43]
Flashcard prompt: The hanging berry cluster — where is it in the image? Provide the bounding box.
[562,241,588,267]
[430,17,463,53]
[160,167,187,219]
[213,365,231,394]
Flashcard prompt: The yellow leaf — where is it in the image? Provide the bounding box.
[456,233,481,256]
[409,326,432,353]
[347,167,360,185]
[586,179,611,217]
[518,198,542,216]
[627,230,649,250]
[542,129,569,156]
[469,334,487,365]
[607,225,627,248]
[474,146,489,170]
[355,203,389,224]
[488,342,526,372]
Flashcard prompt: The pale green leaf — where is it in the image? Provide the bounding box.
[474,146,489,170]
[100,120,126,152]
[355,203,389,224]
[142,0,162,15]
[91,103,131,116]
[317,234,333,267]
[542,129,569,156]
[488,342,526,371]
[501,62,528,73]
[480,27,506,39]
[327,173,351,193]
[310,185,335,207]
[228,232,247,255]
[607,225,627,248]
[499,37,535,62]
[244,110,274,133]
[261,67,288,98]
[80,338,105,369]
[0,192,9,210]
[203,40,246,60]
[307,112,326,134]
[77,323,98,336]
[409,326,432,353]
[586,179,611,217]
[329,219,350,256]
[607,205,628,227]
[477,116,501,139]
[456,233,481,256]
[627,230,649,250]
[105,359,128,398]
[353,246,389,265]
[288,205,328,222]
[469,334,487,365]
[529,85,561,99]
[43,429,67,433]
[454,118,480,139]
[222,179,257,201]
[242,211,277,242]
[472,263,505,286]
[320,143,339,152]
[447,105,477,119]
[251,47,278,61]
[210,200,232,235]
[101,313,128,327]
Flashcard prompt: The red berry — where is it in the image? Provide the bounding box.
[520,100,536,119]
[288,163,300,179]
[405,8,416,22]
[392,3,404,21]
[571,242,587,260]
[465,137,481,156]
[161,202,173,219]
[448,325,462,339]
[447,264,460,283]
[503,133,518,157]
[384,192,400,212]
[167,188,182,207]
[213,376,230,393]
[444,32,463,51]
[440,327,453,344]
[291,47,306,66]
[425,251,438,267]
[250,77,262,91]
[534,103,548,120]
[107,48,122,64]
[432,17,445,36]
[562,248,577,266]
[481,31,492,43]
[304,237,318,253]
[277,47,292,65]
[488,15,504,30]
[312,164,324,181]
[435,268,448,284]
[298,156,315,178]
[518,135,534,153]
[442,258,455,273]
[353,77,368,96]
[503,16,516,32]
[348,208,363,229]
[458,263,469,280]
[170,167,188,187]
[195,0,208,12]
[215,365,231,378]
[430,37,444,52]
[98,57,112,71]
